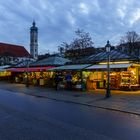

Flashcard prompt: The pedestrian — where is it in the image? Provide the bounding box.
[65,72,72,90]
[54,73,60,90]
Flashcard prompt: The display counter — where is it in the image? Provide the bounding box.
[119,83,139,91]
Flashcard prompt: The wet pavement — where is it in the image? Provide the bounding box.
[1,86,140,140]
[0,81,140,116]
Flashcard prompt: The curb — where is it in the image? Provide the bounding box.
[1,82,140,117]
[27,92,140,116]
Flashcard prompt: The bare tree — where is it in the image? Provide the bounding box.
[120,31,140,55]
[121,31,140,44]
[58,29,94,59]
[71,29,94,50]
[58,42,69,54]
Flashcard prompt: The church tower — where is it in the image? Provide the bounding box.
[30,21,38,60]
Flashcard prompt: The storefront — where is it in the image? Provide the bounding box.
[0,70,11,80]
[0,65,11,80]
[8,66,54,86]
[49,64,91,90]
[48,62,140,91]
[85,62,140,90]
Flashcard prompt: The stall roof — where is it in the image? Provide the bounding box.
[0,65,11,71]
[49,64,91,71]
[79,50,138,63]
[30,56,71,66]
[8,66,55,72]
[86,63,132,70]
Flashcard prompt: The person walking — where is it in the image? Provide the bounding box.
[54,73,60,90]
[65,72,72,90]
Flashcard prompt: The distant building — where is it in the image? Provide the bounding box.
[30,21,38,60]
[116,42,140,57]
[0,42,30,65]
[65,47,95,60]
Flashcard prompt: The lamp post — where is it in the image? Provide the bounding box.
[105,40,111,98]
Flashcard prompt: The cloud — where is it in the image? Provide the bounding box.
[79,3,89,14]
[0,0,140,53]
[129,8,140,26]
[117,6,126,19]
[67,12,76,26]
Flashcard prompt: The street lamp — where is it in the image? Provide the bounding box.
[105,40,111,98]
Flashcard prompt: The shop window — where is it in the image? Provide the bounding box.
[120,69,138,90]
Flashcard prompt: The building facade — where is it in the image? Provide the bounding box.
[0,42,30,65]
[30,21,38,60]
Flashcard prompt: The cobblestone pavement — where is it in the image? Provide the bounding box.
[1,81,140,116]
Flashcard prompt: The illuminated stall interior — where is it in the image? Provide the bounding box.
[8,67,54,86]
[8,56,71,86]
[0,65,11,80]
[84,62,140,90]
[76,50,140,91]
[0,71,11,80]
[49,64,91,90]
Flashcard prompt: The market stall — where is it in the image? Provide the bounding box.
[119,66,139,90]
[85,63,140,90]
[8,66,54,86]
[49,64,91,90]
[0,65,11,80]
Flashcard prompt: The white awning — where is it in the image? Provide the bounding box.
[0,65,10,71]
[86,63,132,70]
[49,64,91,71]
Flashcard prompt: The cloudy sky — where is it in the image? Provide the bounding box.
[0,0,140,54]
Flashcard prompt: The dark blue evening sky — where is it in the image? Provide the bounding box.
[0,0,140,54]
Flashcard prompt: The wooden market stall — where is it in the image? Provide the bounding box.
[48,64,91,90]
